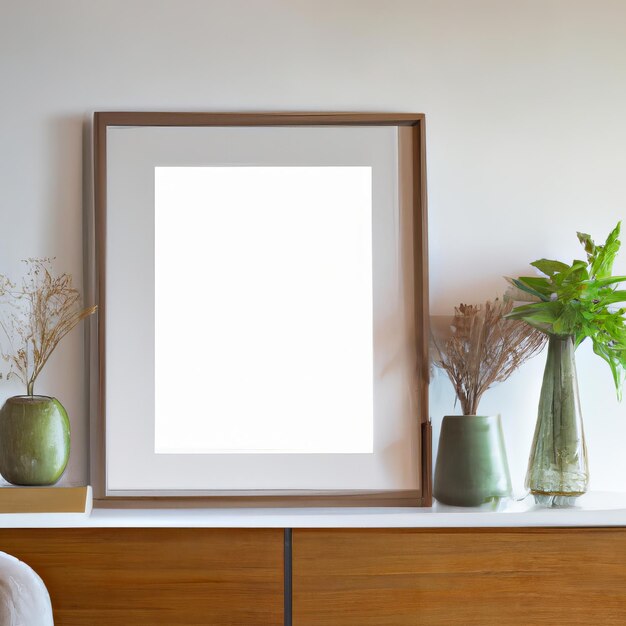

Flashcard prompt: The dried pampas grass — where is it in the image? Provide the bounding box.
[431,299,546,415]
[0,258,97,395]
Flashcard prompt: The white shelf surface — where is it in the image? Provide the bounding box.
[1,491,626,528]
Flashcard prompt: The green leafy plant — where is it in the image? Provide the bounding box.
[505,222,626,397]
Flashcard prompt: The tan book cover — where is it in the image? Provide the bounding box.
[0,486,92,514]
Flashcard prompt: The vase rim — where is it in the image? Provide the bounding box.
[443,414,500,419]
[7,395,55,402]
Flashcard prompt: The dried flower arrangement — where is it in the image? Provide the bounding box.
[431,299,546,415]
[0,258,97,395]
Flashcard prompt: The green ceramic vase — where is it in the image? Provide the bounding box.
[434,415,512,507]
[0,396,70,486]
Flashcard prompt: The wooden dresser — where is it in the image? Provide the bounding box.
[1,503,625,625]
[292,527,626,625]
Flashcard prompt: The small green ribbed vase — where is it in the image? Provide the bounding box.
[0,396,70,486]
[434,415,512,507]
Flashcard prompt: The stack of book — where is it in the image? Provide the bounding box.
[0,485,92,514]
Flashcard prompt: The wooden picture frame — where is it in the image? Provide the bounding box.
[92,112,431,507]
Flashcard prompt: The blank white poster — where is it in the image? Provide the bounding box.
[154,166,373,454]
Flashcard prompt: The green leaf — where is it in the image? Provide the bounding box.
[504,278,543,303]
[577,231,596,260]
[551,260,589,290]
[510,278,551,302]
[530,259,570,277]
[506,301,563,330]
[590,275,626,288]
[592,338,625,401]
[516,276,553,296]
[590,222,621,278]
[598,290,626,306]
[552,305,580,335]
[574,330,590,348]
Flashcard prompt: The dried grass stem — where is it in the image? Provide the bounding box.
[0,259,97,395]
[431,300,546,415]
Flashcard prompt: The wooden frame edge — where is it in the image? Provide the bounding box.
[93,490,426,509]
[92,112,107,501]
[415,117,432,507]
[92,112,430,508]
[93,111,424,128]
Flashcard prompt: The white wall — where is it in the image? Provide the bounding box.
[1,0,625,491]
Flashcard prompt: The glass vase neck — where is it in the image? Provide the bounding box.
[526,331,588,506]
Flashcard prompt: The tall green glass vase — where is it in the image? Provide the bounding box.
[526,335,589,507]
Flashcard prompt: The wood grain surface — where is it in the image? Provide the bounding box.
[293,528,626,625]
[0,528,283,626]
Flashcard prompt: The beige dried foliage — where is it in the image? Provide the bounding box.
[431,299,546,415]
[0,258,97,395]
